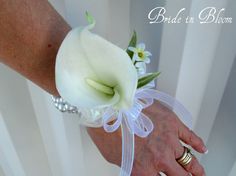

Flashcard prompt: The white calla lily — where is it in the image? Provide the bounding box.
[55,24,138,110]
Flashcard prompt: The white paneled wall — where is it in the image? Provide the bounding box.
[0,113,25,176]
[175,0,228,128]
[194,0,236,150]
[0,166,5,176]
[201,59,236,175]
[0,64,52,176]
[157,0,192,96]
[229,161,236,176]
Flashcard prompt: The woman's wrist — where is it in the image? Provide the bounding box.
[87,127,122,165]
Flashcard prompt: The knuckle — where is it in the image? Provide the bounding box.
[187,158,205,175]
[156,152,170,169]
[157,158,168,169]
[162,132,179,148]
[163,116,179,132]
[189,130,195,143]
[163,132,175,141]
[186,157,196,171]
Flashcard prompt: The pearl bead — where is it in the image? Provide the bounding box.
[51,95,80,114]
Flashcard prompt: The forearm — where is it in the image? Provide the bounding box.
[0,0,70,95]
[0,0,110,159]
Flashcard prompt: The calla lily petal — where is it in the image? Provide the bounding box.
[55,26,138,110]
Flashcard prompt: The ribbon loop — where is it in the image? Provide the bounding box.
[102,84,192,176]
[103,108,122,133]
[133,113,154,138]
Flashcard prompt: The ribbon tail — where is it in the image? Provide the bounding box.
[145,89,193,129]
[120,116,135,176]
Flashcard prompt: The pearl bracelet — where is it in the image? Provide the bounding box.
[51,96,80,114]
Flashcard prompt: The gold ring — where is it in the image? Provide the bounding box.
[177,146,193,166]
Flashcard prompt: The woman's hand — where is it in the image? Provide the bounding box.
[87,101,207,176]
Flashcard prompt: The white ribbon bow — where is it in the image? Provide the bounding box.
[102,83,192,176]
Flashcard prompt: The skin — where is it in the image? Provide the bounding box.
[0,0,207,175]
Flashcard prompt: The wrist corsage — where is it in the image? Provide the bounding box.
[53,12,192,176]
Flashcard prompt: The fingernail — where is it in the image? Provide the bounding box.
[204,149,209,154]
[202,145,208,153]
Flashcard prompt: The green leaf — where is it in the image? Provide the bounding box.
[137,72,161,89]
[85,11,96,28]
[85,11,94,24]
[126,30,137,59]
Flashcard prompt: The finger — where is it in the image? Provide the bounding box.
[156,141,189,176]
[161,131,185,160]
[177,120,207,153]
[172,137,205,176]
[162,158,190,176]
[184,155,206,176]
